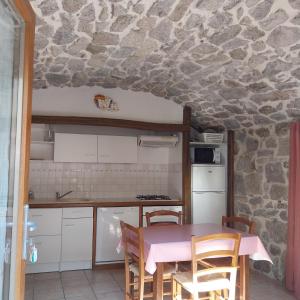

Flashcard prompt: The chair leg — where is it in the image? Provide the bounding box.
[172,279,177,300]
[223,288,229,299]
[172,279,182,300]
[125,268,131,300]
[192,289,199,300]
[138,274,144,300]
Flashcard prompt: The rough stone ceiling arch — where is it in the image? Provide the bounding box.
[31,0,300,129]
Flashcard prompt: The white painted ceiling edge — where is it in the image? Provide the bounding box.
[32,87,183,124]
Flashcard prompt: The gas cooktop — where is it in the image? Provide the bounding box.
[136,194,171,200]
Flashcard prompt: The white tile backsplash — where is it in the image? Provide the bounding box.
[29,161,172,199]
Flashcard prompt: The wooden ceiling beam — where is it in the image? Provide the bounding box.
[32,115,190,132]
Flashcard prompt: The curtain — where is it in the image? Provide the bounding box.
[286,122,300,298]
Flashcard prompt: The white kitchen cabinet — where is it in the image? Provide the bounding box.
[29,208,62,236]
[26,235,61,273]
[98,135,137,163]
[30,236,61,264]
[61,217,93,271]
[54,133,98,163]
[96,207,139,263]
[60,207,93,271]
[27,207,93,273]
[26,208,62,273]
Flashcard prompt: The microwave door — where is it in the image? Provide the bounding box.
[194,148,214,164]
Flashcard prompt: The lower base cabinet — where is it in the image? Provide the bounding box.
[61,217,93,271]
[26,208,62,274]
[26,235,61,274]
[26,207,93,273]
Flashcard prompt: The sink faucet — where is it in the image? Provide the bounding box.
[56,190,73,200]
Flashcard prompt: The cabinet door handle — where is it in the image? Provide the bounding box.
[114,212,124,215]
[31,214,43,217]
[64,224,75,227]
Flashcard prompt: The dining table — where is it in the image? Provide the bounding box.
[142,223,272,300]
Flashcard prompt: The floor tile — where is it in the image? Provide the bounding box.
[63,285,95,299]
[95,291,123,300]
[34,278,62,290]
[33,289,65,300]
[25,268,298,300]
[33,272,60,281]
[61,270,86,280]
[24,288,33,300]
[62,271,90,288]
[250,272,296,300]
[91,279,121,295]
[66,297,96,300]
[85,269,114,284]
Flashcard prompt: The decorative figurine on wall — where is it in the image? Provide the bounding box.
[94,94,119,112]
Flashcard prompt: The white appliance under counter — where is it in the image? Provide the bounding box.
[96,207,139,264]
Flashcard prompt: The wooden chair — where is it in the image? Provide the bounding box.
[172,233,241,300]
[145,210,183,226]
[146,210,184,272]
[120,221,176,300]
[222,216,255,234]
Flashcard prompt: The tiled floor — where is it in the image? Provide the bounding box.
[25,269,296,300]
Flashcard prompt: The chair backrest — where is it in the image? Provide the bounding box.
[222,216,255,234]
[191,232,241,273]
[120,221,144,270]
[145,210,183,226]
[191,233,241,300]
[120,221,145,300]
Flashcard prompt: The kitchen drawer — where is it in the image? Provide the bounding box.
[63,207,93,218]
[29,208,62,236]
[30,235,61,264]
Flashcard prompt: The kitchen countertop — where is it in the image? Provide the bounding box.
[28,197,183,208]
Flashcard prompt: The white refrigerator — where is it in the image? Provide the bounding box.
[192,165,226,224]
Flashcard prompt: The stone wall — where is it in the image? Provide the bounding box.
[30,0,300,129]
[234,122,290,281]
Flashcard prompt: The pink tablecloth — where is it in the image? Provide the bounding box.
[143,223,272,275]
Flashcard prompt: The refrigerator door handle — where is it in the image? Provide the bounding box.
[193,191,225,194]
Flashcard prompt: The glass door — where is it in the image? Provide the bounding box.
[0,0,25,299]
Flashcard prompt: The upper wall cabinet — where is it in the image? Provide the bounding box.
[54,133,98,163]
[98,135,137,164]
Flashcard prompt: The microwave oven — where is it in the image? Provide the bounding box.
[190,147,221,164]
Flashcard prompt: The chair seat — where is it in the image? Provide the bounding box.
[173,271,231,293]
[129,262,176,279]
